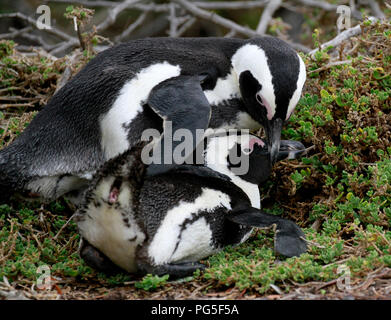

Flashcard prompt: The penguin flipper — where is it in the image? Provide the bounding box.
[137,260,205,279]
[146,75,211,177]
[227,207,307,257]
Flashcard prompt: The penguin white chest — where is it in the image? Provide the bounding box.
[77,177,145,272]
[99,62,181,160]
[148,188,231,265]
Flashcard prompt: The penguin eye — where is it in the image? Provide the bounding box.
[242,146,253,155]
[255,93,265,107]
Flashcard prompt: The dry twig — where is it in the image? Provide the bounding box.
[309,17,378,57]
[256,0,282,34]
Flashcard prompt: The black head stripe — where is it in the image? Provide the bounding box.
[239,71,266,122]
[248,37,300,119]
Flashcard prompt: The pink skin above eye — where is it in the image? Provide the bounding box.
[108,187,119,204]
[257,93,274,121]
[248,137,265,153]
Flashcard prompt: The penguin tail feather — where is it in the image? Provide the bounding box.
[0,148,19,203]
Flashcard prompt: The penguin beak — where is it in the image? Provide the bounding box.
[265,118,282,164]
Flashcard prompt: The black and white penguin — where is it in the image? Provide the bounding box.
[74,132,308,277]
[0,36,306,201]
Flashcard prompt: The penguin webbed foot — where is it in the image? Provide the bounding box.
[227,207,307,257]
[274,220,307,258]
[137,260,205,279]
[277,140,310,161]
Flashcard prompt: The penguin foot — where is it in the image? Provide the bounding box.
[277,140,307,161]
[146,164,231,182]
[79,239,122,274]
[274,220,307,258]
[227,207,307,257]
[137,260,205,279]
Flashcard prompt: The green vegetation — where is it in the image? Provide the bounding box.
[135,274,170,291]
[0,201,92,280]
[1,17,391,299]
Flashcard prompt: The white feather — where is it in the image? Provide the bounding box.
[204,134,261,209]
[170,217,219,263]
[27,175,89,199]
[231,44,276,120]
[148,188,231,265]
[286,54,306,120]
[204,69,241,105]
[100,62,181,160]
[77,177,145,272]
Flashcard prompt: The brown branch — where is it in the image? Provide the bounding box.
[8,27,56,51]
[309,59,352,74]
[15,46,57,60]
[173,0,260,38]
[224,29,237,38]
[0,97,40,101]
[45,0,170,12]
[173,0,310,53]
[0,26,32,40]
[256,0,282,34]
[1,1,314,57]
[291,0,340,11]
[0,103,35,109]
[176,17,196,37]
[167,4,195,37]
[0,12,81,57]
[309,17,378,57]
[45,0,269,10]
[169,3,180,37]
[45,0,117,7]
[193,1,268,10]
[0,12,74,42]
[115,11,148,41]
[96,0,145,31]
[366,0,386,20]
[49,40,78,56]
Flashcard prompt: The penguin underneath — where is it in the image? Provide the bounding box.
[0,36,306,202]
[74,132,308,277]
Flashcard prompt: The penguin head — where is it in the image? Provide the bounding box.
[230,137,307,185]
[231,36,306,164]
[204,132,307,186]
[227,134,271,185]
[204,132,270,186]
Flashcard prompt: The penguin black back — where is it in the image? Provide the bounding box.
[75,132,308,276]
[0,37,305,200]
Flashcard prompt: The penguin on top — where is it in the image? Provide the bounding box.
[0,36,306,201]
[74,132,308,277]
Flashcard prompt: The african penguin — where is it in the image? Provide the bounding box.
[74,132,308,277]
[0,37,306,201]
